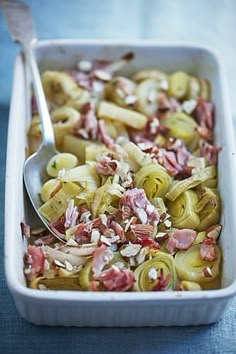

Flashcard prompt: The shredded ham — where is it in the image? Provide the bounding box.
[97,265,134,291]
[200,140,220,165]
[166,229,197,253]
[96,155,120,176]
[193,98,214,131]
[157,93,172,112]
[68,70,93,91]
[89,280,99,291]
[24,245,45,280]
[64,200,78,228]
[51,218,66,237]
[75,102,98,140]
[200,238,217,261]
[98,119,115,147]
[206,224,222,240]
[156,139,190,177]
[120,188,159,225]
[92,244,114,277]
[133,236,160,249]
[110,221,126,242]
[152,268,171,291]
[75,223,91,244]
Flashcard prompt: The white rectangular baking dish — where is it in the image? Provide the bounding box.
[5,40,236,326]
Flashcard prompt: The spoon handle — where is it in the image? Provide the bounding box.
[0,0,55,147]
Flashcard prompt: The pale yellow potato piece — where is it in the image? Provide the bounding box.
[62,135,103,163]
[46,153,78,177]
[98,101,147,129]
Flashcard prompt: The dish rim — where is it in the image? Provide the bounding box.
[5,39,236,303]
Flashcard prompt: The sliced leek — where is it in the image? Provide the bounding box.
[132,69,168,84]
[40,178,59,203]
[162,112,199,150]
[180,280,202,291]
[168,71,189,99]
[105,76,136,108]
[91,177,122,217]
[134,252,177,291]
[135,163,172,199]
[166,166,216,201]
[61,164,100,189]
[123,142,153,172]
[167,190,200,229]
[195,187,221,231]
[30,276,81,290]
[175,244,221,284]
[39,182,81,222]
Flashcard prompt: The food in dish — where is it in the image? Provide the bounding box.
[23,53,221,292]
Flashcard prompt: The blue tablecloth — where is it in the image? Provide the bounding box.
[1,1,236,353]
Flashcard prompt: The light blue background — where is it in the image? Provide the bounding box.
[1,1,236,353]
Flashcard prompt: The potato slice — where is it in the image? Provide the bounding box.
[98,101,147,129]
[46,153,78,177]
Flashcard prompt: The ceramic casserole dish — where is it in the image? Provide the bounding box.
[5,40,236,326]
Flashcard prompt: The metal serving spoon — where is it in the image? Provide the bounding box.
[1,0,65,242]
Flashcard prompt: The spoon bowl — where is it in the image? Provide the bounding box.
[23,144,61,236]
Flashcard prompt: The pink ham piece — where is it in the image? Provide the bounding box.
[157,139,190,177]
[166,229,197,253]
[51,218,66,238]
[158,150,182,176]
[64,200,78,228]
[83,104,98,140]
[97,265,134,291]
[74,102,98,140]
[133,235,160,250]
[193,98,214,131]
[157,93,171,112]
[200,238,217,261]
[152,268,171,291]
[96,155,120,176]
[92,244,114,277]
[24,245,45,281]
[98,120,115,147]
[200,141,220,165]
[68,70,93,91]
[120,188,159,225]
[110,221,126,242]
